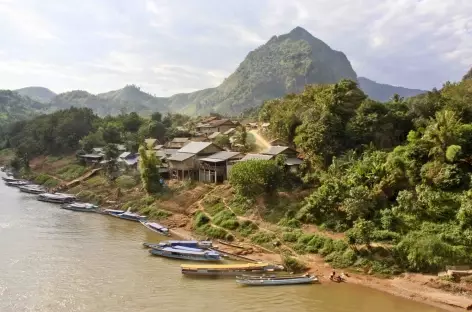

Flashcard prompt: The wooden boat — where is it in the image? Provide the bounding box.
[143,240,212,249]
[180,263,284,276]
[61,202,99,213]
[109,210,147,222]
[2,176,19,182]
[5,180,29,187]
[140,221,169,236]
[37,193,76,204]
[149,246,222,262]
[19,185,47,194]
[236,274,318,286]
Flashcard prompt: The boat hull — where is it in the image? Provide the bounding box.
[149,248,222,262]
[182,269,268,276]
[236,276,317,286]
[19,188,46,194]
[140,221,169,236]
[61,206,98,213]
[112,214,146,222]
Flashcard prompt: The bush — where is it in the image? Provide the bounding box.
[325,249,357,268]
[282,256,308,273]
[229,160,283,197]
[319,238,335,256]
[194,212,210,228]
[297,233,315,244]
[238,220,258,237]
[250,231,276,244]
[305,234,327,253]
[213,210,236,226]
[56,164,86,181]
[371,230,401,243]
[77,190,102,204]
[140,206,172,220]
[282,231,302,243]
[197,224,229,240]
[116,175,138,189]
[220,219,240,230]
[277,218,301,228]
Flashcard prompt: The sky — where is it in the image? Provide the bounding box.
[0,0,471,96]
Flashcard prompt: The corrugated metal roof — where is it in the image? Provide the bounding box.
[240,154,274,161]
[262,146,292,155]
[223,128,236,135]
[285,158,303,166]
[115,144,126,151]
[177,142,213,154]
[171,137,190,143]
[153,144,164,150]
[164,148,179,155]
[154,150,167,158]
[167,152,194,162]
[208,151,241,161]
[208,132,221,139]
[119,152,130,159]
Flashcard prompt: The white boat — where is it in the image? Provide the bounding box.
[37,193,76,204]
[19,185,47,194]
[140,221,169,236]
[61,202,99,212]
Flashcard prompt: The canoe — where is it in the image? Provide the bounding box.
[149,246,222,262]
[5,180,30,187]
[236,274,318,286]
[142,240,213,250]
[102,209,125,215]
[2,177,20,182]
[19,185,47,194]
[61,202,99,213]
[140,221,169,236]
[180,263,283,276]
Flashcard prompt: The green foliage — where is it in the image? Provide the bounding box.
[282,255,308,273]
[250,231,276,244]
[56,164,86,181]
[138,146,162,194]
[139,206,172,220]
[229,160,283,197]
[237,220,258,237]
[193,212,210,228]
[281,231,302,243]
[115,175,138,189]
[196,224,232,240]
[346,219,375,246]
[212,210,239,230]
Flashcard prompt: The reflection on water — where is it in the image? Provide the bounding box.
[0,178,445,312]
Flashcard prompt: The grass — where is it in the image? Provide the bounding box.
[237,220,258,237]
[115,175,138,189]
[34,174,60,188]
[77,190,103,204]
[139,205,172,220]
[282,255,308,273]
[55,164,86,181]
[85,176,108,188]
[250,231,276,244]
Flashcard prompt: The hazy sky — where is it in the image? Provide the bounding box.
[0,0,471,96]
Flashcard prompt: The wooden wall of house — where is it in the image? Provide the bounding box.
[168,157,196,170]
[199,144,223,156]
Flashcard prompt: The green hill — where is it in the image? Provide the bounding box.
[358,77,426,102]
[0,90,45,124]
[14,86,56,103]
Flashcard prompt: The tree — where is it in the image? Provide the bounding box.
[138,146,162,194]
[101,123,122,144]
[122,112,143,133]
[229,160,283,197]
[346,219,375,247]
[151,112,162,122]
[214,134,231,149]
[80,131,105,152]
[103,143,120,180]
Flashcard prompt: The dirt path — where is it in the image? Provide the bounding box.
[249,130,270,152]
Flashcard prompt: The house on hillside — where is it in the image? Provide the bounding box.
[77,153,104,164]
[239,153,274,161]
[166,137,191,149]
[118,152,139,168]
[269,138,288,146]
[261,146,302,172]
[208,132,222,140]
[223,128,236,136]
[145,138,161,150]
[92,147,104,155]
[167,142,223,180]
[199,151,243,183]
[196,119,238,135]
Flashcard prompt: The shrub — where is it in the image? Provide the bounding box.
[304,234,326,254]
[238,220,258,237]
[56,164,86,181]
[325,249,357,268]
[213,210,236,226]
[205,202,226,216]
[250,231,276,244]
[277,218,301,228]
[319,238,335,256]
[229,160,283,197]
[77,190,102,204]
[282,256,308,273]
[194,212,210,228]
[282,231,302,243]
[297,233,315,244]
[140,206,172,220]
[371,230,401,243]
[220,219,240,230]
[197,224,229,240]
[116,175,138,189]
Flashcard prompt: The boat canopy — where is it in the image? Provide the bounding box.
[161,247,218,256]
[181,263,269,270]
[147,222,168,231]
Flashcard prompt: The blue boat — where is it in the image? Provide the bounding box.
[149,246,222,262]
[142,240,212,249]
[140,221,169,236]
[111,210,147,222]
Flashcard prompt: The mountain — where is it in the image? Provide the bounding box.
[14,87,56,103]
[0,90,45,124]
[358,77,426,102]
[166,26,358,115]
[49,90,150,116]
[97,84,168,114]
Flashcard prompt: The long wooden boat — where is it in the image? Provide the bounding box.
[236,274,318,286]
[109,211,147,222]
[180,263,284,276]
[37,193,76,204]
[19,185,47,194]
[61,202,99,213]
[102,209,125,216]
[143,240,212,249]
[149,246,221,262]
[5,180,29,187]
[140,221,169,236]
[2,177,19,182]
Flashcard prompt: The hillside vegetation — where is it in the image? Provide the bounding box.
[15,86,56,103]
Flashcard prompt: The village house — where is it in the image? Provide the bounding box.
[245,122,258,130]
[77,153,104,164]
[199,151,243,183]
[262,146,302,172]
[166,137,191,149]
[268,138,288,146]
[196,119,238,135]
[167,142,223,180]
[208,132,222,140]
[118,152,139,169]
[239,153,274,161]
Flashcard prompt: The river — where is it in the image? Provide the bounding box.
[0,177,446,312]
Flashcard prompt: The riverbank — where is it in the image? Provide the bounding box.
[2,155,471,311]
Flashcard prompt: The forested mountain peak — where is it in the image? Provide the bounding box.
[14,86,56,103]
[463,67,472,81]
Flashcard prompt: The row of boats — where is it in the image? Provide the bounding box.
[2,173,319,286]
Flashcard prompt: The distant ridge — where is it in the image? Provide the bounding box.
[357,77,426,102]
[15,86,56,103]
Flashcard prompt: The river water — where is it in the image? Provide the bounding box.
[0,177,445,312]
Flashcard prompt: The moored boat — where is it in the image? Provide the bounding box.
[102,209,125,216]
[19,184,47,194]
[180,262,284,276]
[37,193,76,204]
[2,176,19,182]
[5,180,30,187]
[110,210,147,222]
[61,202,99,213]
[149,246,221,262]
[143,240,212,249]
[140,221,169,236]
[236,274,318,286]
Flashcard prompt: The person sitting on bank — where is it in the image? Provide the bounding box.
[329,270,336,280]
